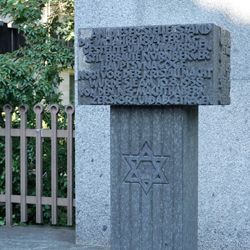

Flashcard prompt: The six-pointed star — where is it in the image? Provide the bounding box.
[123,142,169,194]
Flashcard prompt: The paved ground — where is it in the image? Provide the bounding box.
[0,226,109,250]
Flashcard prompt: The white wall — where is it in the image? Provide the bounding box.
[75,1,250,249]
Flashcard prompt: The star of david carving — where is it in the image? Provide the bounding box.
[123,142,169,194]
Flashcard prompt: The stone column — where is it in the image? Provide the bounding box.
[110,106,198,250]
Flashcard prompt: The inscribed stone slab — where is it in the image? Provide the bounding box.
[78,24,230,105]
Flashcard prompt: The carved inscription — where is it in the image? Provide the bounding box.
[78,24,230,105]
[218,29,231,104]
[123,142,169,194]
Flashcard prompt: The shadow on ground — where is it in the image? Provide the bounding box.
[0,226,109,250]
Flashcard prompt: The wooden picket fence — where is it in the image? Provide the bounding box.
[0,104,75,226]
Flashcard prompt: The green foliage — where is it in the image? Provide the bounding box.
[0,1,47,25]
[0,0,74,226]
[0,0,74,108]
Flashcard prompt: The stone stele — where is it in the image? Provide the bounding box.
[77,23,230,250]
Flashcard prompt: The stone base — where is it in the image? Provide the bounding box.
[111,106,198,250]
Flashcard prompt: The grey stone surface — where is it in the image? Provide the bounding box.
[75,105,110,246]
[75,0,250,80]
[77,24,230,105]
[0,226,109,250]
[111,107,198,250]
[199,80,250,250]
[75,0,250,249]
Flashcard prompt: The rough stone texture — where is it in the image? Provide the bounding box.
[77,24,230,106]
[111,107,198,250]
[75,0,250,81]
[75,0,250,249]
[75,105,110,246]
[199,80,250,250]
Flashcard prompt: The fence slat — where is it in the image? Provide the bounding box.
[20,105,28,222]
[3,104,13,226]
[34,104,43,224]
[1,103,75,226]
[0,194,75,207]
[65,105,74,226]
[50,105,59,225]
[0,128,75,138]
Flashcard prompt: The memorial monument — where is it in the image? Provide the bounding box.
[77,24,230,249]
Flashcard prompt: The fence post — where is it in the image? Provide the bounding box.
[3,104,13,226]
[34,104,43,224]
[65,105,74,226]
[19,104,28,223]
[49,104,59,225]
